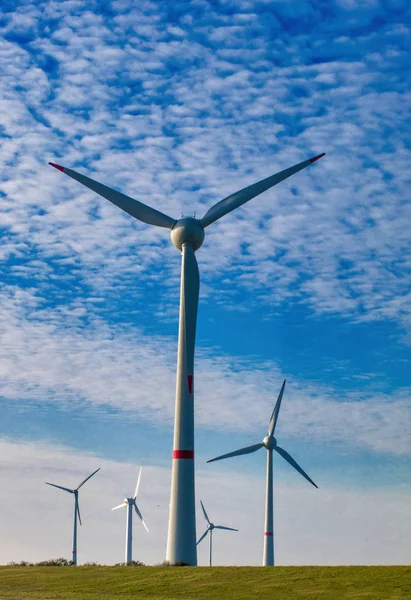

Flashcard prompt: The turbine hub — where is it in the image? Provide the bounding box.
[263,435,277,449]
[209,523,215,530]
[170,217,205,251]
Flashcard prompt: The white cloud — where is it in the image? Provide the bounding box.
[0,287,410,456]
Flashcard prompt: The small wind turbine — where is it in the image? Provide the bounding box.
[49,152,325,564]
[111,467,149,565]
[197,500,238,567]
[45,468,100,565]
[207,380,317,566]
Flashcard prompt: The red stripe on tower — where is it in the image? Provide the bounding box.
[187,375,193,394]
[173,450,194,459]
[264,532,273,536]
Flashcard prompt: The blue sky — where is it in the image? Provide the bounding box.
[0,0,410,566]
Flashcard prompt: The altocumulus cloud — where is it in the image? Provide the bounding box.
[0,0,410,329]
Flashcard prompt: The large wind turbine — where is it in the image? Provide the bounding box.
[207,380,317,566]
[49,152,325,565]
[111,467,149,565]
[197,500,238,566]
[45,468,100,565]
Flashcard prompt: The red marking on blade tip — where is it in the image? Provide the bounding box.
[187,375,193,394]
[309,153,326,163]
[173,450,194,459]
[49,162,65,171]
[264,532,273,536]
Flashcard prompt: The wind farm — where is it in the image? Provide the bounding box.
[48,152,325,566]
[1,0,409,597]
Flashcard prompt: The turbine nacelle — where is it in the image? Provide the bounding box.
[263,435,277,450]
[170,217,205,251]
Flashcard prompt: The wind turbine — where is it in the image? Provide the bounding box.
[111,467,149,565]
[48,152,325,565]
[207,380,318,566]
[197,500,238,566]
[45,467,100,565]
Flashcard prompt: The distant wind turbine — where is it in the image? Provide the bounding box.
[45,468,100,565]
[208,380,318,566]
[49,152,325,564]
[197,500,238,566]
[111,467,149,565]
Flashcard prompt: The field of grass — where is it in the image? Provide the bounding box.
[0,566,409,600]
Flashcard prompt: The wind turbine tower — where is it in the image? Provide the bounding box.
[197,500,238,566]
[111,467,149,565]
[208,380,318,566]
[45,468,100,565]
[49,152,325,564]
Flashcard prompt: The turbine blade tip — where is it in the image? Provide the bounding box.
[309,153,326,163]
[49,162,65,171]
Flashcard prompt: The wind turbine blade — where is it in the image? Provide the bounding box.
[268,379,286,438]
[49,163,175,229]
[45,482,73,493]
[182,244,200,396]
[196,528,210,545]
[133,467,142,500]
[200,153,325,227]
[134,503,149,532]
[200,500,210,524]
[76,467,100,490]
[76,499,82,526]
[275,446,318,488]
[207,443,263,463]
[111,502,127,511]
[214,526,238,531]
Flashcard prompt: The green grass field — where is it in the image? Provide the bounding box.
[0,566,409,600]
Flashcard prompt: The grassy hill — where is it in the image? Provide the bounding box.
[0,565,409,600]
